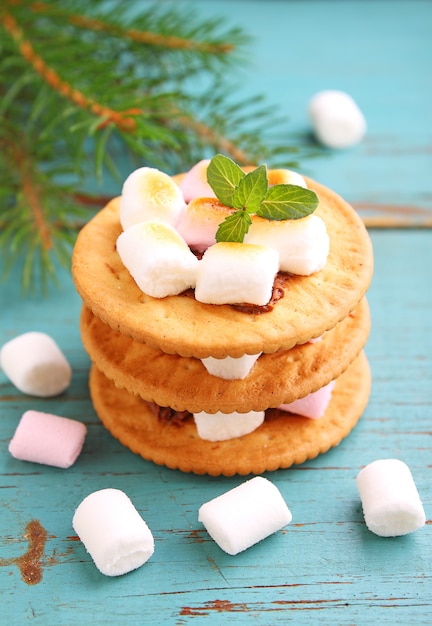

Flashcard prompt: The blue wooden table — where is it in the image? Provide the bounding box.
[1,2,431,624]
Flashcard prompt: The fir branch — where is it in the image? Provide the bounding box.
[1,9,140,132]
[0,120,90,290]
[15,144,52,252]
[29,1,236,54]
[175,112,253,166]
[0,0,316,291]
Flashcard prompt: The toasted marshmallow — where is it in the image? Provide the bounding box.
[308,90,367,149]
[179,159,216,202]
[278,380,335,419]
[116,221,198,298]
[201,353,262,380]
[176,198,234,253]
[244,214,329,275]
[120,167,185,230]
[194,410,265,441]
[195,242,279,306]
[268,169,307,188]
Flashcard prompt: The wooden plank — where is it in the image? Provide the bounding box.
[195,0,432,226]
[1,2,431,624]
[354,205,432,229]
[1,230,431,626]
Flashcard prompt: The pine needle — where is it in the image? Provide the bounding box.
[0,0,316,291]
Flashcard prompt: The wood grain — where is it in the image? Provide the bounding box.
[1,1,431,624]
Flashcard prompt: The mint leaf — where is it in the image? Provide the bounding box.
[257,184,319,220]
[206,155,320,243]
[207,154,245,206]
[232,164,268,213]
[215,211,252,243]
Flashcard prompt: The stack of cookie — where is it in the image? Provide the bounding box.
[72,165,373,476]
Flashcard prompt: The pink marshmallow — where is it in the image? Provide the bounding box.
[278,380,335,419]
[9,410,87,468]
[176,197,233,253]
[179,159,216,202]
[308,334,323,344]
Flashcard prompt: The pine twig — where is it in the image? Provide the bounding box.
[175,113,253,166]
[0,0,313,291]
[1,9,140,132]
[12,142,52,251]
[30,1,235,54]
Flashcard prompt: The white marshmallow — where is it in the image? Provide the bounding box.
[72,488,154,576]
[356,459,426,537]
[179,159,217,202]
[308,90,367,149]
[120,167,185,230]
[195,242,279,306]
[9,410,87,468]
[244,214,329,276]
[194,410,265,441]
[268,169,307,188]
[176,197,233,253]
[116,221,199,298]
[201,353,261,380]
[278,380,335,419]
[198,477,292,555]
[0,332,71,397]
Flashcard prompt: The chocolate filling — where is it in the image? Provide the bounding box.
[145,400,192,426]
[144,400,289,426]
[181,272,287,314]
[232,274,286,314]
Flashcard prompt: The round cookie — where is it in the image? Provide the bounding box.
[80,298,370,413]
[72,176,373,358]
[89,351,371,476]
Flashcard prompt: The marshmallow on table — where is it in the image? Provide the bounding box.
[119,166,185,230]
[176,197,233,253]
[278,380,335,419]
[117,221,199,298]
[195,242,279,306]
[356,459,426,537]
[244,214,329,276]
[0,331,71,397]
[73,488,154,577]
[308,90,367,149]
[198,477,292,555]
[193,410,265,441]
[201,353,262,380]
[9,410,87,468]
[179,159,217,202]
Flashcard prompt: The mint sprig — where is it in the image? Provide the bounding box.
[206,154,244,206]
[232,164,268,213]
[206,154,319,242]
[258,184,318,220]
[216,210,252,244]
